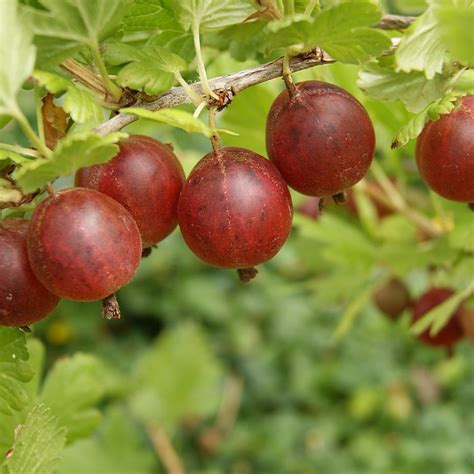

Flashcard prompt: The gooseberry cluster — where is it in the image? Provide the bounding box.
[1,83,472,333]
[373,279,473,352]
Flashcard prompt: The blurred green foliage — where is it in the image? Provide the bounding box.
[1,1,473,473]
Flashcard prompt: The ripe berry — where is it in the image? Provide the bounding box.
[373,278,410,320]
[178,147,293,271]
[416,96,474,202]
[27,188,142,301]
[0,218,59,327]
[75,134,185,248]
[411,288,464,348]
[266,80,375,197]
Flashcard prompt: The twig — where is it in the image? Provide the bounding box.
[377,14,416,30]
[359,181,443,239]
[198,374,244,454]
[60,58,109,98]
[146,425,185,474]
[93,15,415,136]
[95,48,334,135]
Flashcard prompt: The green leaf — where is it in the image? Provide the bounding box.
[130,324,223,430]
[117,62,175,95]
[411,283,474,336]
[264,2,391,63]
[392,93,460,148]
[33,70,103,124]
[0,404,66,474]
[122,108,237,137]
[39,354,109,443]
[14,132,126,193]
[58,405,154,474]
[310,2,391,64]
[435,0,474,66]
[102,42,144,66]
[0,0,36,115]
[395,7,446,79]
[32,70,70,94]
[0,328,34,416]
[358,63,446,113]
[121,0,177,32]
[109,43,186,95]
[0,150,31,166]
[174,0,255,31]
[21,0,133,67]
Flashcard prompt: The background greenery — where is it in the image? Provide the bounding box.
[1,0,473,473]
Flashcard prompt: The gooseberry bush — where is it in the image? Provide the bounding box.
[0,0,473,472]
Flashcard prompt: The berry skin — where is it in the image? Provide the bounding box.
[75,134,185,248]
[27,188,142,301]
[266,80,375,197]
[0,218,59,327]
[178,147,293,269]
[373,278,411,320]
[411,288,464,348]
[416,95,474,202]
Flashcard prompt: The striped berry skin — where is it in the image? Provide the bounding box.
[266,80,375,197]
[76,134,185,248]
[178,147,293,269]
[416,95,474,203]
[27,188,142,301]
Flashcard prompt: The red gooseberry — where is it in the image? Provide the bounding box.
[266,80,375,197]
[1,218,59,327]
[27,188,142,301]
[416,95,474,203]
[178,147,293,273]
[76,134,185,248]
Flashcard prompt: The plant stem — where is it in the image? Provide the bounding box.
[13,109,51,158]
[146,425,185,474]
[284,0,295,15]
[193,100,207,119]
[282,51,297,97]
[61,58,109,97]
[34,85,45,145]
[192,22,218,100]
[0,143,40,158]
[90,44,122,102]
[208,106,220,152]
[175,72,202,106]
[304,0,319,16]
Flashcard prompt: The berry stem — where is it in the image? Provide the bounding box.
[101,293,121,320]
[192,22,218,100]
[44,182,56,197]
[208,106,221,152]
[282,51,297,97]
